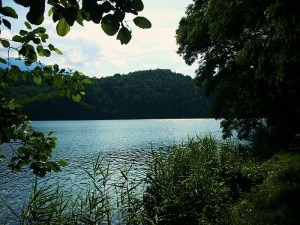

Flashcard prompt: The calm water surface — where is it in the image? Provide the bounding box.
[0,119,221,222]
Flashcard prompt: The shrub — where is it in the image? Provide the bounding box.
[229,153,300,225]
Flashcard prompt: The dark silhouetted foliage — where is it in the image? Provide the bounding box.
[176,0,300,146]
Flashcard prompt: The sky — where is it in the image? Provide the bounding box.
[1,0,198,78]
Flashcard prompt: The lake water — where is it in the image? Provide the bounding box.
[0,119,221,223]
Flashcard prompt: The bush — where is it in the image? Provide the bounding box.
[229,153,300,225]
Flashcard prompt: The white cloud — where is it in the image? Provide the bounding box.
[1,0,196,77]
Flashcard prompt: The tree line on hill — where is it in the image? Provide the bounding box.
[6,69,214,120]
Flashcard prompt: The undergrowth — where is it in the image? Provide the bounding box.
[1,136,299,224]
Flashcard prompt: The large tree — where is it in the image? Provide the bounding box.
[0,0,150,176]
[176,0,300,145]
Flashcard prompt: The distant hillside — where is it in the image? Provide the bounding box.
[6,69,214,120]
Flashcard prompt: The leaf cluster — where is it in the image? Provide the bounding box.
[0,0,150,176]
[1,0,151,45]
[176,0,300,145]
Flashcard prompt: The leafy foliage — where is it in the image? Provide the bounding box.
[176,0,300,145]
[0,0,150,176]
[0,64,88,176]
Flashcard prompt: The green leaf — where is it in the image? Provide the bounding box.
[102,1,114,13]
[17,147,27,154]
[33,38,41,44]
[37,45,44,56]
[0,57,7,64]
[101,14,120,36]
[90,10,103,24]
[43,49,51,57]
[72,94,81,102]
[73,71,81,77]
[53,64,59,73]
[24,21,32,30]
[7,99,18,110]
[56,18,71,36]
[21,45,37,62]
[117,27,132,44]
[54,48,63,55]
[48,162,61,172]
[34,75,42,84]
[1,40,10,48]
[58,160,68,167]
[26,1,45,25]
[65,6,78,26]
[133,16,152,29]
[49,44,63,55]
[48,8,54,17]
[83,78,92,84]
[113,9,125,22]
[35,27,47,33]
[2,18,11,29]
[44,65,53,77]
[132,0,144,12]
[40,33,49,42]
[0,7,18,18]
[52,8,62,22]
[76,9,84,26]
[19,30,28,36]
[12,35,23,42]
[48,44,55,51]
[82,0,98,12]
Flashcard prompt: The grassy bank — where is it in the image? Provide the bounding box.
[144,137,300,225]
[1,136,299,224]
[230,152,300,225]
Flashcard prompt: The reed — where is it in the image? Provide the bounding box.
[142,135,262,225]
[4,135,297,225]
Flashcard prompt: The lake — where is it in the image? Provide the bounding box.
[0,119,221,223]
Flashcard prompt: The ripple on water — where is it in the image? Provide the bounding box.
[0,146,161,223]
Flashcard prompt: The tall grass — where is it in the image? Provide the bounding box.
[3,135,298,225]
[143,135,265,225]
[2,154,145,225]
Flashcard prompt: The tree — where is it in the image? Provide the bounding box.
[0,0,151,176]
[176,0,300,145]
[8,69,212,120]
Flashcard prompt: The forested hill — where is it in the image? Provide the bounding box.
[7,69,214,120]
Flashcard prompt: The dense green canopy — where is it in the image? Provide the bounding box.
[176,0,300,144]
